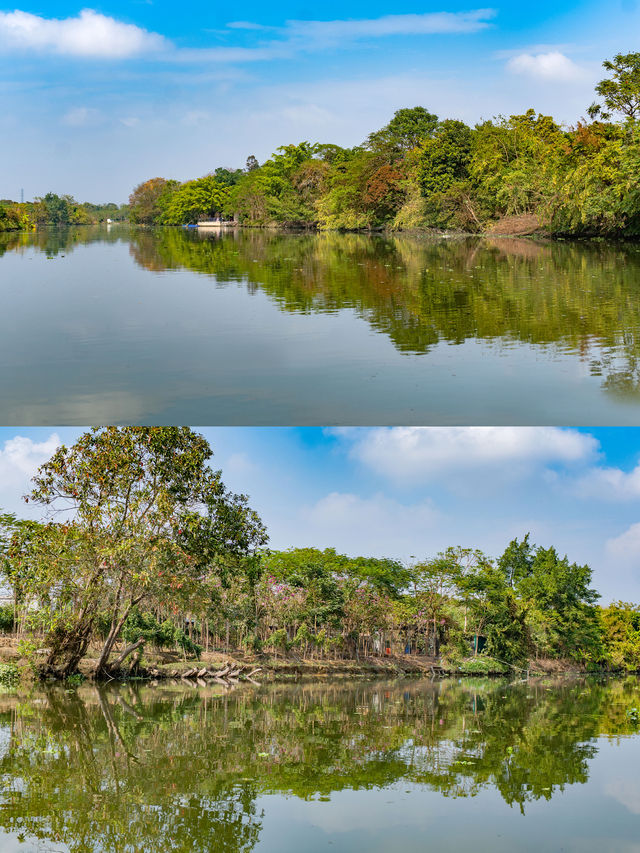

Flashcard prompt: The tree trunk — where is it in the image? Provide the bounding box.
[111,638,146,670]
[95,597,143,675]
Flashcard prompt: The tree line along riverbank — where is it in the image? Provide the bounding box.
[5,53,640,239]
[2,427,640,686]
[117,52,640,237]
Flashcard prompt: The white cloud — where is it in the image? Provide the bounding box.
[279,103,334,126]
[0,9,166,58]
[62,107,102,127]
[226,21,272,31]
[606,523,640,565]
[181,110,212,127]
[223,452,258,476]
[0,434,60,493]
[302,491,441,556]
[574,463,640,501]
[286,9,497,41]
[336,427,597,483]
[506,51,587,82]
[0,7,495,66]
[603,523,640,600]
[167,9,497,64]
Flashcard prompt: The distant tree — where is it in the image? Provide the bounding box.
[363,163,407,221]
[161,175,232,224]
[34,193,70,225]
[601,601,640,669]
[245,155,260,172]
[315,144,352,165]
[498,534,534,588]
[232,142,319,225]
[588,52,640,121]
[213,167,244,187]
[129,177,178,224]
[420,119,473,197]
[515,545,601,660]
[456,556,529,664]
[366,107,439,154]
[410,552,461,655]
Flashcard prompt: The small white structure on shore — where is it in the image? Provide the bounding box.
[196,218,237,229]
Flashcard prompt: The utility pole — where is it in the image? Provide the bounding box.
[20,188,24,203]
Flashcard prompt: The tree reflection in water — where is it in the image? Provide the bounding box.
[5,226,640,404]
[126,228,640,398]
[0,676,639,851]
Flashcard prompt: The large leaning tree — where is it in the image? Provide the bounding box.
[5,427,267,677]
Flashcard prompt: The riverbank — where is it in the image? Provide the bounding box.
[0,638,610,686]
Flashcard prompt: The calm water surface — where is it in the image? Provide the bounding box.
[3,226,640,423]
[1,677,640,852]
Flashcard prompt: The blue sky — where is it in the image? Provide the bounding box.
[0,0,638,201]
[2,426,640,603]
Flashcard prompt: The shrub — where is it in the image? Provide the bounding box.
[264,629,289,655]
[0,605,14,634]
[243,633,262,653]
[0,664,20,687]
[457,656,509,675]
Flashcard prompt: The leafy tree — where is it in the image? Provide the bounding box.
[601,601,640,669]
[588,52,640,121]
[410,552,461,655]
[548,123,640,236]
[8,427,266,676]
[456,559,529,665]
[316,148,381,229]
[213,167,244,187]
[419,119,476,227]
[515,545,601,661]
[362,163,407,222]
[231,143,320,225]
[128,178,178,224]
[470,110,564,221]
[33,193,77,225]
[366,107,439,154]
[498,534,534,588]
[161,175,231,224]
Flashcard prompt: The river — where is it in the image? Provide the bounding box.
[0,676,639,851]
[3,226,640,424]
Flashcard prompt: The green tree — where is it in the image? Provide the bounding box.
[231,142,320,225]
[515,545,601,661]
[410,552,461,655]
[366,107,439,154]
[456,558,529,665]
[419,119,476,227]
[128,178,178,224]
[10,427,266,676]
[161,175,231,224]
[588,52,640,121]
[498,534,534,588]
[601,601,640,669]
[34,193,71,225]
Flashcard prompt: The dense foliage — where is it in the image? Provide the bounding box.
[0,432,633,674]
[1,428,266,676]
[0,193,128,230]
[8,54,640,236]
[124,53,640,236]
